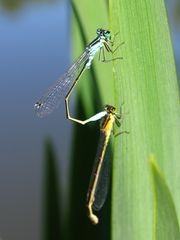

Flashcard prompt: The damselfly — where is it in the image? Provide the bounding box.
[34,29,120,120]
[74,104,127,224]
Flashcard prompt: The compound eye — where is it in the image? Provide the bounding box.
[104,104,108,111]
[96,28,101,35]
[104,30,111,38]
[112,106,116,112]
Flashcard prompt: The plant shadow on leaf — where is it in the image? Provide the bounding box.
[66,2,112,240]
[67,98,111,240]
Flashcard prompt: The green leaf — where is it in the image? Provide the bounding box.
[42,139,62,240]
[109,0,180,240]
[150,156,180,240]
[68,1,180,240]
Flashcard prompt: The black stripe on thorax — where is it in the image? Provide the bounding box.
[101,114,111,130]
[87,36,102,49]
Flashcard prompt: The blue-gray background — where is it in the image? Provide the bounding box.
[0,1,179,240]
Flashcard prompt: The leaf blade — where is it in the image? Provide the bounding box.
[150,156,180,240]
[109,0,180,240]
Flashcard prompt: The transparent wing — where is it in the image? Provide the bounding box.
[34,50,89,117]
[93,135,112,211]
[87,132,112,211]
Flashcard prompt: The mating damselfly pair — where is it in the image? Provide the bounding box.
[34,28,126,224]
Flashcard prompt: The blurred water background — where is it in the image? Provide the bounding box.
[0,0,179,240]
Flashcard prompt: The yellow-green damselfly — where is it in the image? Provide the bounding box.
[73,104,127,224]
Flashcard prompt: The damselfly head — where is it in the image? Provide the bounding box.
[104,104,116,114]
[104,30,111,39]
[96,29,111,40]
